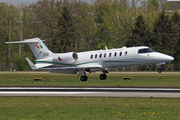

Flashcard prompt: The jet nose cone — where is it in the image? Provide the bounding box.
[152,53,174,62]
[163,55,174,62]
[169,56,174,61]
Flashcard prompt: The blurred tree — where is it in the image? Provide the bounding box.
[52,0,81,53]
[126,14,150,47]
[53,5,77,53]
[74,2,97,51]
[15,4,31,56]
[150,10,178,56]
[12,51,34,71]
[0,3,19,70]
[171,11,180,70]
[94,0,136,49]
[29,0,61,49]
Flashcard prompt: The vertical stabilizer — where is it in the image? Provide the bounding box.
[6,38,53,59]
[27,38,53,59]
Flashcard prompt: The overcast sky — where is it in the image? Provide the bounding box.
[0,0,91,5]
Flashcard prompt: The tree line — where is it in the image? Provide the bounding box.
[0,0,179,71]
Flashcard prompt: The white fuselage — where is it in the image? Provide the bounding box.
[35,46,174,72]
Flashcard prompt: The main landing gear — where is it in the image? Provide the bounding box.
[99,70,108,80]
[80,71,108,82]
[80,75,88,82]
[99,73,107,80]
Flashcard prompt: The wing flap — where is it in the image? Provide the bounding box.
[50,69,79,74]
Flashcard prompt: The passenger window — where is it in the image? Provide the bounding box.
[124,51,127,56]
[90,55,93,59]
[119,52,122,56]
[99,54,102,58]
[109,53,111,57]
[104,53,106,58]
[95,54,97,58]
[114,52,117,57]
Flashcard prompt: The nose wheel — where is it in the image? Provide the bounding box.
[158,68,162,73]
[99,74,107,80]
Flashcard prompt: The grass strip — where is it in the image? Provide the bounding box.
[0,97,180,120]
[0,72,180,87]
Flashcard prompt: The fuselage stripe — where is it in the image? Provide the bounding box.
[35,61,99,66]
[35,60,144,66]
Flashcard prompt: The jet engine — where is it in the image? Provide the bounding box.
[52,52,78,64]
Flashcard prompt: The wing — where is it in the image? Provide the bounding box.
[43,66,102,75]
[41,66,101,70]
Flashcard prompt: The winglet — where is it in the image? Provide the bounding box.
[26,58,38,70]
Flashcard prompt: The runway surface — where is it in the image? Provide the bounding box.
[0,87,180,98]
[0,71,179,74]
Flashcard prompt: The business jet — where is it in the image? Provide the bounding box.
[6,38,174,81]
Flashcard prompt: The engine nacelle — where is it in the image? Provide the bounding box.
[52,52,78,64]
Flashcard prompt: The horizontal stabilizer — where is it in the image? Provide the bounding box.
[26,58,38,70]
[5,39,39,44]
[6,38,53,59]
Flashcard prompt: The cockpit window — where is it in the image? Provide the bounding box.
[138,48,156,54]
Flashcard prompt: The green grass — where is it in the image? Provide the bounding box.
[0,72,180,87]
[0,73,180,120]
[0,97,180,120]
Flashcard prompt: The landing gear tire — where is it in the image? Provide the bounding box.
[99,74,107,80]
[80,75,88,82]
[158,68,162,73]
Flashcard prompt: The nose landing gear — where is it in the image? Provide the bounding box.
[158,68,162,73]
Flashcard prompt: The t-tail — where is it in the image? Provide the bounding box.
[5,38,53,59]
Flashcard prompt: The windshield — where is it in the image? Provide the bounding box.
[138,48,156,54]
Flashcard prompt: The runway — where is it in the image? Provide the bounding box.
[0,87,180,98]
